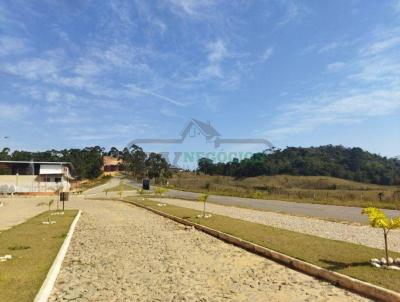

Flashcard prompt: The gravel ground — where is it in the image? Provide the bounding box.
[49,198,368,301]
[150,198,400,253]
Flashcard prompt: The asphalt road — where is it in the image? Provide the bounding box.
[123,178,400,224]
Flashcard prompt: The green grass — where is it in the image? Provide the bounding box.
[0,210,78,302]
[125,196,400,292]
[168,173,400,209]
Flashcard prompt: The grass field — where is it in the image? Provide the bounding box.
[167,173,400,209]
[124,196,400,292]
[0,210,78,302]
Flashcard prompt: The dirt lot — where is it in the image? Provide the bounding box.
[0,196,50,231]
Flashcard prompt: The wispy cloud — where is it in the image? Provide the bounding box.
[1,57,59,80]
[266,25,400,139]
[0,4,27,32]
[0,103,29,120]
[326,61,346,73]
[318,42,339,53]
[393,0,400,14]
[167,0,219,18]
[277,0,309,27]
[360,36,400,55]
[260,47,274,62]
[126,84,187,107]
[207,39,228,62]
[0,36,30,56]
[267,89,400,138]
[187,39,229,81]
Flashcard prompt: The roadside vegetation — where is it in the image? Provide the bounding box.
[124,196,400,292]
[168,172,400,209]
[0,210,78,302]
[80,175,112,191]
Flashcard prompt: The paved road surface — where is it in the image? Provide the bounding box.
[123,178,399,223]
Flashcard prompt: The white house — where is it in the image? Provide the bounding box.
[0,161,74,193]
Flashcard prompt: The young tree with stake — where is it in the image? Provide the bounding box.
[362,207,400,265]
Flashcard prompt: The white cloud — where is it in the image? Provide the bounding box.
[267,89,400,139]
[47,112,88,124]
[326,62,346,73]
[350,56,400,82]
[393,0,400,14]
[46,91,61,103]
[260,47,274,62]
[0,36,30,56]
[0,5,27,31]
[318,42,339,53]
[0,103,29,120]
[207,39,228,62]
[168,0,218,17]
[125,84,187,107]
[1,58,59,80]
[74,61,104,76]
[361,36,400,55]
[186,39,229,82]
[44,90,77,103]
[198,64,223,79]
[277,0,309,27]
[266,26,400,139]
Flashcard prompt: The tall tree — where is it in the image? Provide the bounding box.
[126,145,147,180]
[145,153,171,184]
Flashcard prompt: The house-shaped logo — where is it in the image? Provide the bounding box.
[127,118,272,150]
[180,119,221,143]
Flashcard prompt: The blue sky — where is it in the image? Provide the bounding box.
[0,0,399,158]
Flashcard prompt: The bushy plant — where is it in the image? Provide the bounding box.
[155,187,168,197]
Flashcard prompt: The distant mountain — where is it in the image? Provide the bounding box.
[197,145,400,186]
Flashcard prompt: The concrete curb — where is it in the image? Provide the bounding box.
[34,210,82,302]
[123,199,400,302]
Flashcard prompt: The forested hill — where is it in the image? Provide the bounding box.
[198,145,400,186]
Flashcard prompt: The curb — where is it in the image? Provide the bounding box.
[34,210,82,302]
[123,199,400,302]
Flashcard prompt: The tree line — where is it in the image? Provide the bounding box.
[119,145,171,183]
[197,145,400,186]
[0,145,171,182]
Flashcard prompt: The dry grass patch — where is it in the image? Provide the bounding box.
[80,175,112,191]
[168,173,400,209]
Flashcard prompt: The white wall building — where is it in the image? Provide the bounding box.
[0,161,74,193]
